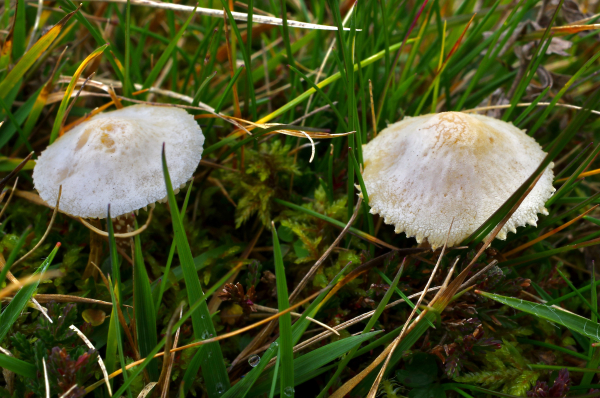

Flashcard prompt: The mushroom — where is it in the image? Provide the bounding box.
[33,104,204,219]
[361,111,555,249]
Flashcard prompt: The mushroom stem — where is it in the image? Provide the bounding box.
[79,208,154,238]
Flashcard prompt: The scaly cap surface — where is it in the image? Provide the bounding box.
[362,112,555,249]
[33,105,204,218]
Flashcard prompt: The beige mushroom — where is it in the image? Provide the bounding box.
[33,104,204,219]
[361,111,555,249]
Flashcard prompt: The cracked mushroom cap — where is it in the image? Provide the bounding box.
[362,111,555,249]
[33,104,204,218]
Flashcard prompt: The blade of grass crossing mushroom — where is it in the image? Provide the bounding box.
[107,275,133,398]
[0,243,60,344]
[464,87,600,245]
[317,259,406,398]
[142,4,197,91]
[476,291,600,343]
[161,145,230,397]
[133,218,159,380]
[49,44,108,143]
[272,223,294,397]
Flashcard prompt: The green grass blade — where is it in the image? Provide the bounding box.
[583,270,600,385]
[222,262,354,398]
[0,242,60,343]
[155,182,194,313]
[251,331,382,395]
[123,0,132,97]
[220,0,257,119]
[107,275,133,398]
[142,4,197,90]
[0,354,36,378]
[318,260,406,397]
[0,226,31,287]
[107,259,242,397]
[133,218,159,380]
[516,337,589,361]
[180,346,205,396]
[288,64,348,131]
[0,10,75,99]
[272,224,294,397]
[548,143,600,207]
[478,290,600,343]
[162,144,230,397]
[12,0,25,60]
[49,44,108,144]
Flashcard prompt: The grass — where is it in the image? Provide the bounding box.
[2,0,600,397]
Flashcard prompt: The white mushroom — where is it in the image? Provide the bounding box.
[33,104,204,218]
[361,111,555,249]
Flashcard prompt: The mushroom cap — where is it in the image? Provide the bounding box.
[362,111,555,249]
[33,104,204,218]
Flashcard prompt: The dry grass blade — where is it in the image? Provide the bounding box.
[32,294,117,307]
[103,290,322,382]
[79,207,153,238]
[136,382,157,397]
[0,178,19,221]
[504,205,598,257]
[69,324,113,396]
[555,167,600,182]
[367,220,453,398]
[58,384,79,398]
[42,357,49,398]
[157,303,183,395]
[0,270,62,299]
[289,197,361,302]
[463,102,600,116]
[12,186,62,268]
[161,307,183,398]
[0,152,32,192]
[253,304,339,336]
[59,72,96,136]
[71,0,355,30]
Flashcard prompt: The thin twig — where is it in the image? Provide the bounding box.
[79,208,153,238]
[289,197,362,303]
[13,187,62,267]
